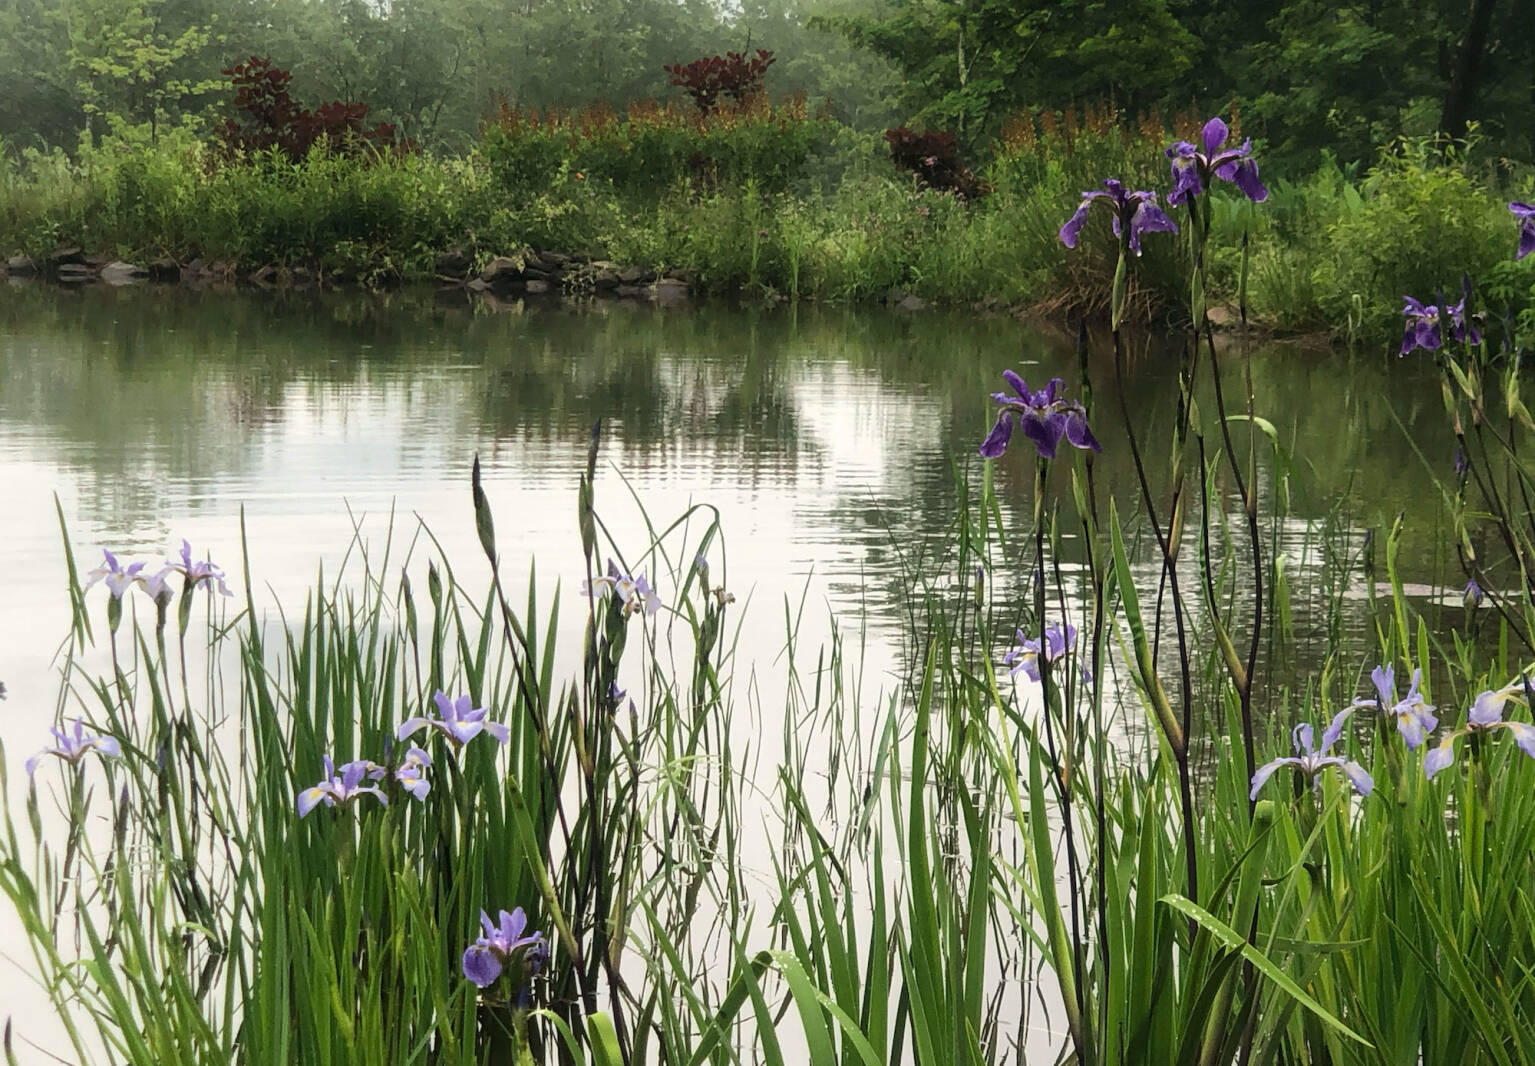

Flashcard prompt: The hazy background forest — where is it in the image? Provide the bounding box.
[3,0,1532,168]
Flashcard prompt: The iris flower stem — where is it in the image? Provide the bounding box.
[1180,189,1261,794]
[1112,328,1201,921]
[1455,417,1535,651]
[1033,459,1092,1065]
[1203,321,1262,789]
[491,563,631,1058]
[1073,319,1113,1052]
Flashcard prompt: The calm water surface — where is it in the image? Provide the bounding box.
[0,283,1465,1056]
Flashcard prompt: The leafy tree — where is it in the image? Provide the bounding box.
[820,0,1199,140]
[65,0,224,140]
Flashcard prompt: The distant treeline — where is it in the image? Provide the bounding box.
[1,0,1532,170]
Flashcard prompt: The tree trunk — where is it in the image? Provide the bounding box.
[1439,0,1499,137]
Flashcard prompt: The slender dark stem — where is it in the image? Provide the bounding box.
[1072,319,1112,1045]
[1202,323,1261,789]
[1034,460,1090,1064]
[1113,330,1200,912]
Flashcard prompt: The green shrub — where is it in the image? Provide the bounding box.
[1313,137,1517,340]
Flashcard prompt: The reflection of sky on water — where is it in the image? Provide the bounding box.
[0,285,1469,1057]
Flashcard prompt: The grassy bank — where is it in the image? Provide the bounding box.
[3,103,1532,343]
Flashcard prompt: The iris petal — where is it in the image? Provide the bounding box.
[462,944,503,988]
[1059,202,1091,249]
[1201,117,1229,157]
[1424,740,1456,779]
[979,412,1014,459]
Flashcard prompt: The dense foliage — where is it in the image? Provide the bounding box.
[1,0,1531,170]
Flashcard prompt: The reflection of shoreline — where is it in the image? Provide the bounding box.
[0,287,1460,714]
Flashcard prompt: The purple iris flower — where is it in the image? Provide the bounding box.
[392,746,432,800]
[1353,664,1438,749]
[462,907,549,988]
[1250,708,1373,800]
[168,540,232,597]
[1059,179,1178,256]
[1400,297,1480,355]
[295,756,389,816]
[1165,117,1268,206]
[583,560,663,618]
[85,550,146,600]
[140,566,177,607]
[1423,679,1535,778]
[1004,622,1089,684]
[25,719,122,776]
[1511,202,1535,260]
[1464,578,1484,612]
[979,371,1099,461]
[396,690,511,750]
[331,747,432,800]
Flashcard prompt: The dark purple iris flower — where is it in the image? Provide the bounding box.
[462,907,549,989]
[1400,296,1480,355]
[1059,179,1178,256]
[979,371,1100,461]
[1166,117,1268,206]
[1512,203,1535,260]
[1464,578,1484,612]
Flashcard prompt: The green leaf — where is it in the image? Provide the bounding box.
[1159,894,1370,1046]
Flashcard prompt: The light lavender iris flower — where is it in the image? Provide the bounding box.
[296,756,389,816]
[339,746,433,800]
[1354,664,1438,749]
[85,550,146,600]
[979,371,1099,460]
[392,746,432,800]
[1004,622,1091,686]
[1511,202,1535,260]
[1250,708,1373,800]
[1400,296,1480,355]
[462,907,549,988]
[1423,678,1535,778]
[25,719,122,776]
[1059,179,1179,256]
[1165,117,1268,205]
[140,566,177,607]
[168,540,232,597]
[583,560,662,618]
[397,690,511,750]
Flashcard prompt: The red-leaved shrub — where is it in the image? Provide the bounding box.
[664,50,776,113]
[884,126,986,198]
[217,57,415,163]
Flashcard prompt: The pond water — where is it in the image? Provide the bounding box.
[0,283,1466,1056]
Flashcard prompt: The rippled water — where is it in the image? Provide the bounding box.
[0,282,1467,1054]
